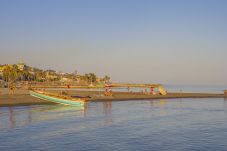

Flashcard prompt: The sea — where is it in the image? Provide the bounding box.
[0,85,227,151]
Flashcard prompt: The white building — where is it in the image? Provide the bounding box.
[17,61,25,71]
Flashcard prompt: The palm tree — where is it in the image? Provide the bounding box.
[89,73,97,83]
[104,75,110,83]
[21,69,32,81]
[84,73,97,85]
[3,65,19,82]
[33,69,45,82]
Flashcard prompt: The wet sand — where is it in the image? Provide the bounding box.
[0,88,226,107]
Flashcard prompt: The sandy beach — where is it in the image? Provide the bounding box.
[0,88,225,107]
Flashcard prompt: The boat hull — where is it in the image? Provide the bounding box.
[30,91,85,107]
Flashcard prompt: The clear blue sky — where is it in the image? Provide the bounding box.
[0,0,227,85]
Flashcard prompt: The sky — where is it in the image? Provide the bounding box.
[0,0,227,85]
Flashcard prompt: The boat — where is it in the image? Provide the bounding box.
[30,90,86,107]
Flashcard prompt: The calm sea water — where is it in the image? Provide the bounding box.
[1,98,227,151]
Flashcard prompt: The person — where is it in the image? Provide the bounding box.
[104,88,113,96]
[104,88,109,96]
[127,86,130,92]
[144,88,147,94]
[109,89,113,96]
[150,87,154,95]
[9,85,14,95]
[4,83,7,88]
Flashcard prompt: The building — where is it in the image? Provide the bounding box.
[46,71,58,80]
[17,60,25,71]
[61,77,73,82]
[0,65,4,77]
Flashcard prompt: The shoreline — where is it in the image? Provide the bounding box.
[0,88,226,107]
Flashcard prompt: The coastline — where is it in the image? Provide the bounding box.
[0,88,226,107]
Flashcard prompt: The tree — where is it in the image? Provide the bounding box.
[89,73,97,83]
[103,75,110,83]
[84,73,97,84]
[34,69,46,82]
[3,65,19,82]
[22,69,30,80]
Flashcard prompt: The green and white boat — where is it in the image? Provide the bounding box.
[30,90,86,107]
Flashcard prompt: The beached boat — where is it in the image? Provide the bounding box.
[30,90,86,107]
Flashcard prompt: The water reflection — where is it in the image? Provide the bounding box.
[1,99,227,151]
[1,102,114,129]
[103,101,112,125]
[224,97,227,102]
[148,100,168,117]
[2,98,227,130]
[30,105,84,112]
[1,105,86,129]
[27,106,32,123]
[149,100,167,108]
[8,107,16,128]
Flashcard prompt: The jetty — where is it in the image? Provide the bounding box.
[0,87,226,107]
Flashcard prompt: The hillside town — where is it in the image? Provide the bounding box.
[0,61,111,88]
